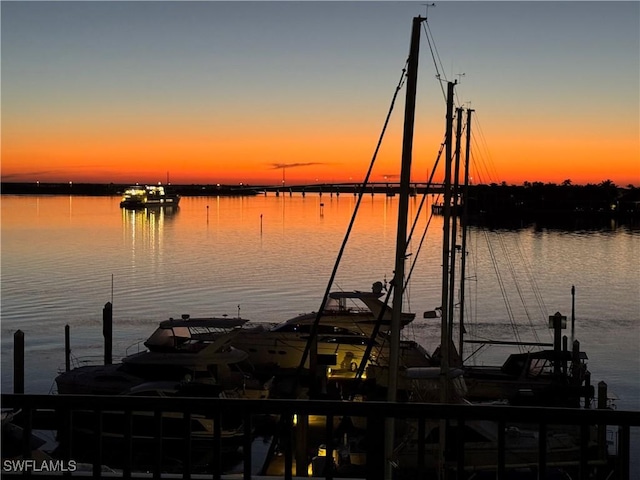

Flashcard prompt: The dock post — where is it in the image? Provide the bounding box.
[584,371,591,408]
[14,330,24,394]
[597,381,607,409]
[562,335,568,376]
[571,285,576,342]
[65,325,71,372]
[549,312,566,375]
[572,339,581,380]
[103,302,113,365]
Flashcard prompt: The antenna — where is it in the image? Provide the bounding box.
[456,72,466,84]
[422,3,436,20]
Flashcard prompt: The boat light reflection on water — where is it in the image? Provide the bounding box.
[122,205,178,255]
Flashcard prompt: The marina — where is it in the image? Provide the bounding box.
[2,89,639,473]
[2,7,639,479]
[2,196,639,477]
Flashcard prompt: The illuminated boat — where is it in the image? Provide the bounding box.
[224,283,433,380]
[119,184,180,208]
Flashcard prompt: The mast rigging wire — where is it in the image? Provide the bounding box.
[423,19,448,101]
[294,60,409,381]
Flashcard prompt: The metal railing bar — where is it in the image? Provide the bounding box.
[4,394,640,425]
[497,418,506,480]
[21,406,33,460]
[456,416,465,480]
[579,422,589,480]
[153,409,162,480]
[618,424,630,480]
[213,410,221,480]
[324,413,334,480]
[62,407,73,478]
[182,411,192,480]
[93,409,103,478]
[243,413,252,480]
[122,409,133,479]
[284,413,293,480]
[417,416,425,477]
[538,421,547,480]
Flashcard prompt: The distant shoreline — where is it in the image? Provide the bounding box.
[0,182,261,197]
[2,182,638,224]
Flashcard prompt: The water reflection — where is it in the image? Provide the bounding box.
[121,207,179,254]
[467,215,639,232]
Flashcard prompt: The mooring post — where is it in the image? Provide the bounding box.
[549,312,566,375]
[14,330,24,394]
[597,381,608,410]
[65,324,71,372]
[103,302,113,365]
[571,285,576,342]
[562,335,568,376]
[584,371,592,408]
[572,339,581,380]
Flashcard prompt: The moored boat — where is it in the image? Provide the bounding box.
[55,316,272,399]
[225,283,432,381]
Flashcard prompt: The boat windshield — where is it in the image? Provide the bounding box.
[144,326,191,350]
[324,295,374,315]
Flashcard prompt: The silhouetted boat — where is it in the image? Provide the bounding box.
[55,316,272,399]
[224,283,431,379]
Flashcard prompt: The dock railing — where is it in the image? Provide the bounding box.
[1,393,639,479]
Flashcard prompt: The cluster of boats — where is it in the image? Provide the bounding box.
[52,280,598,476]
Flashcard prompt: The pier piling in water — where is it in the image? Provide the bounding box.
[103,302,113,365]
[13,330,24,394]
[65,324,71,372]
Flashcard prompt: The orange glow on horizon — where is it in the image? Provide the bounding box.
[2,119,638,186]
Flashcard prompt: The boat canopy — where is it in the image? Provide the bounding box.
[158,317,249,329]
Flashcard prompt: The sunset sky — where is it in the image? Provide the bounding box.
[2,1,639,187]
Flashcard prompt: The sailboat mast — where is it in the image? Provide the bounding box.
[447,107,464,360]
[385,16,423,480]
[459,108,473,360]
[387,15,423,402]
[439,81,456,398]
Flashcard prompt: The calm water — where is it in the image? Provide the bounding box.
[1,194,639,413]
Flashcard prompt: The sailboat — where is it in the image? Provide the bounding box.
[359,15,609,479]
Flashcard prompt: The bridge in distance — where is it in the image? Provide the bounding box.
[256,182,447,196]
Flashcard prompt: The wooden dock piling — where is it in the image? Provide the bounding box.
[103,301,113,365]
[13,330,24,394]
[65,324,71,372]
